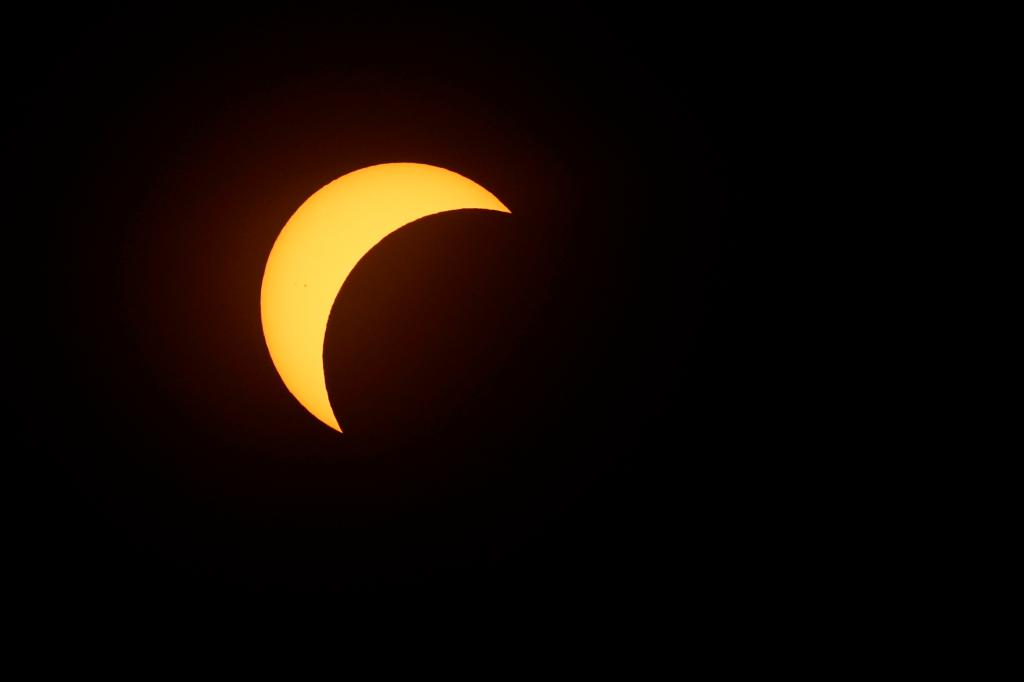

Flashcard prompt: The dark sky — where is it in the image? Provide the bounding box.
[16,9,790,614]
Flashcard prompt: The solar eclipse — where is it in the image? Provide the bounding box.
[260,162,510,431]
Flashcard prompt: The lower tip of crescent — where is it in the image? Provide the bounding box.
[317,412,342,433]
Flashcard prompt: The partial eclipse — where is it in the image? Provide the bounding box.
[260,163,511,432]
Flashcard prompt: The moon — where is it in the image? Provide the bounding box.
[260,162,511,432]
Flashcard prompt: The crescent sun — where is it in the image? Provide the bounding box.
[260,162,511,432]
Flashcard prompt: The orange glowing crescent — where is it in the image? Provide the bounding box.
[260,163,510,432]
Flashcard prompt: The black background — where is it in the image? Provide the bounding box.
[16,9,792,614]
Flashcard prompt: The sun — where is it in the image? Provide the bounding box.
[260,163,510,431]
